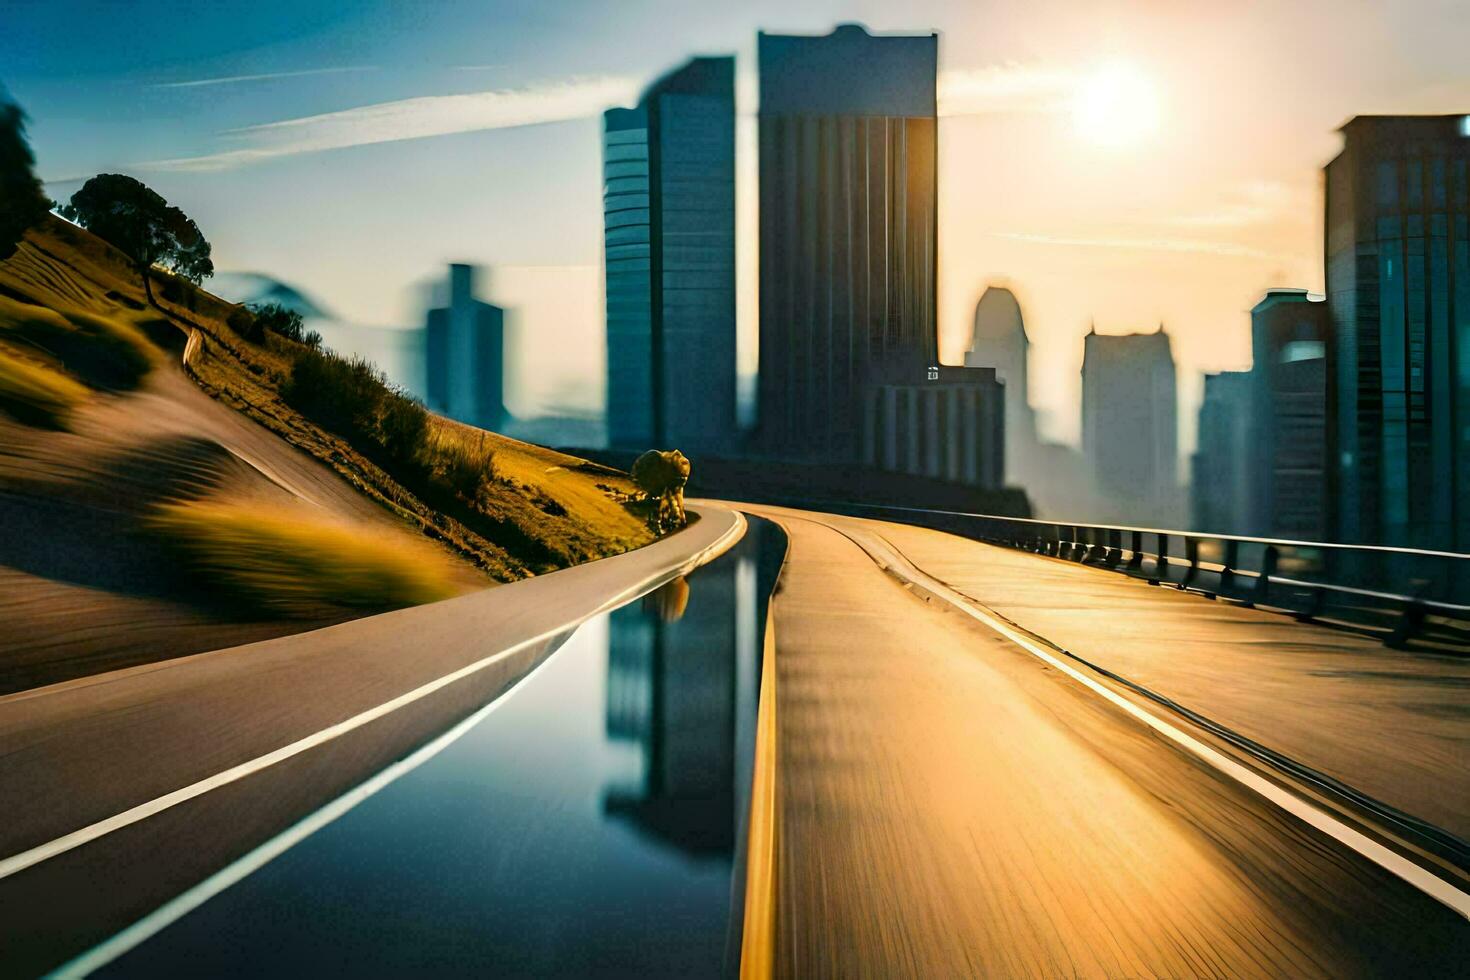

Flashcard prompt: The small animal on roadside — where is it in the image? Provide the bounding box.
[632,449,691,532]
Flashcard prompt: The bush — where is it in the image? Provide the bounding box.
[424,427,497,499]
[248,302,306,343]
[0,348,88,428]
[227,306,262,343]
[146,500,457,616]
[282,346,386,437]
[0,295,151,390]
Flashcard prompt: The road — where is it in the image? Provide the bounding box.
[0,505,743,976]
[738,503,1469,978]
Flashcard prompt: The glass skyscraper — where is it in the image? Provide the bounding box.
[1324,115,1470,550]
[756,25,938,461]
[602,57,736,453]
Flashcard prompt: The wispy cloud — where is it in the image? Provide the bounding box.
[1155,179,1312,229]
[145,75,640,172]
[153,66,376,89]
[938,62,1076,117]
[989,230,1289,261]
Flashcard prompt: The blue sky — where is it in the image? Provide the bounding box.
[5,0,1468,442]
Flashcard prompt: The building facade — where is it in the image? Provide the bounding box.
[1324,115,1470,550]
[1081,329,1180,526]
[603,57,736,453]
[964,286,1036,480]
[1250,288,1329,539]
[1191,370,1253,534]
[756,25,938,461]
[424,263,507,430]
[862,365,1005,490]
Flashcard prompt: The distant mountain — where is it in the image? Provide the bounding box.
[209,272,331,319]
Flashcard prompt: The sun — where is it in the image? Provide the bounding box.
[1070,61,1162,149]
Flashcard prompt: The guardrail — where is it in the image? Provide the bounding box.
[763,498,1470,650]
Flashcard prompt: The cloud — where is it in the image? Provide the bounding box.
[1155,179,1312,229]
[989,230,1290,261]
[153,66,376,89]
[144,75,640,172]
[938,62,1076,117]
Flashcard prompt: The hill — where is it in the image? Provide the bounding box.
[0,215,657,692]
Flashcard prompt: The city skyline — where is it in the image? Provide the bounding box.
[9,1,1470,453]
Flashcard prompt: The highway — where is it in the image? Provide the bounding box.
[739,503,1469,978]
[2,500,1468,976]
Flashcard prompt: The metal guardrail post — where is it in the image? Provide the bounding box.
[1387,581,1428,649]
[1127,530,1144,571]
[1248,545,1279,608]
[1151,532,1169,584]
[1220,539,1238,593]
[1180,536,1200,590]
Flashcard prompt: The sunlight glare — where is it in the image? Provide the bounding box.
[1071,61,1162,150]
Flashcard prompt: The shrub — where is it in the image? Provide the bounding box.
[227,306,262,343]
[0,295,151,390]
[146,500,458,616]
[0,348,88,428]
[248,302,306,343]
[424,427,497,499]
[282,346,386,437]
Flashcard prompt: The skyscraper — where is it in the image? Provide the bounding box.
[1250,288,1329,539]
[424,263,507,430]
[1192,370,1253,533]
[603,57,736,453]
[965,285,1037,479]
[1081,329,1180,526]
[1324,115,1470,550]
[757,24,938,461]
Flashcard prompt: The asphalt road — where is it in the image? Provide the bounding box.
[0,505,743,976]
[739,503,1469,978]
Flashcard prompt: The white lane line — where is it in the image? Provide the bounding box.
[792,510,1470,922]
[51,642,567,978]
[0,510,745,884]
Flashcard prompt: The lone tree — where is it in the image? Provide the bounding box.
[60,174,213,307]
[0,98,49,261]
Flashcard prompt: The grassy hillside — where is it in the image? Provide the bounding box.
[0,215,657,692]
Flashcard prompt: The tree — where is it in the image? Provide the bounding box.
[0,98,49,261]
[60,174,213,307]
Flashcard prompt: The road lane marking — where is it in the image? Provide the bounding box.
[750,505,1470,922]
[51,644,568,978]
[0,510,746,884]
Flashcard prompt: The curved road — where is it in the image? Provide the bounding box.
[738,503,1468,978]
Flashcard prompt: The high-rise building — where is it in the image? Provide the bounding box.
[964,285,1037,480]
[603,57,736,452]
[756,24,938,461]
[1191,371,1253,533]
[1324,115,1470,551]
[1081,329,1180,526]
[862,364,1005,489]
[424,263,508,430]
[1250,288,1329,539]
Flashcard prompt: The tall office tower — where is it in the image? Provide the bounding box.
[603,57,737,453]
[757,24,938,461]
[1325,115,1470,550]
[862,365,1005,489]
[1081,329,1180,526]
[424,264,508,430]
[1250,288,1329,539]
[1191,371,1253,533]
[964,285,1037,479]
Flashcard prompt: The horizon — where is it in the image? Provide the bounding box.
[6,0,1468,451]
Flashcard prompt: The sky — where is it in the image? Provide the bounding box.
[5,0,1469,450]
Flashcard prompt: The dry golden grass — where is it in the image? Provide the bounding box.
[1,215,658,581]
[147,500,460,616]
[0,349,89,428]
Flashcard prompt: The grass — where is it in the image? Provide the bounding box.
[0,214,660,582]
[146,500,459,616]
[0,293,153,392]
[0,349,89,428]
